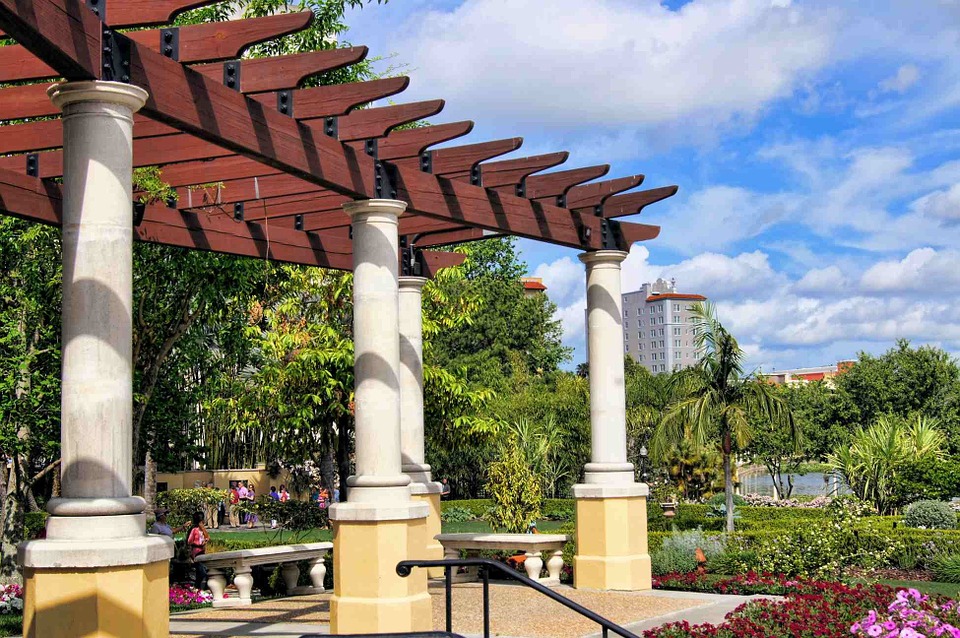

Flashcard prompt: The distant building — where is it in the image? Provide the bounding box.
[761,360,856,386]
[521,277,547,298]
[621,278,707,374]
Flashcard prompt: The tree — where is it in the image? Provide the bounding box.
[652,302,797,532]
[483,438,542,533]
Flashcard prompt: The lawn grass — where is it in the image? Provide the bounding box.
[0,614,20,637]
[208,528,333,543]
[877,579,960,598]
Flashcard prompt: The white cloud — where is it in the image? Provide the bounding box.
[386,0,836,136]
[794,265,848,294]
[911,183,960,221]
[878,64,921,94]
[860,248,960,293]
[533,256,583,306]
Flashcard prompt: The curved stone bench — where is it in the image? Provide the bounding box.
[196,541,332,607]
[435,533,570,586]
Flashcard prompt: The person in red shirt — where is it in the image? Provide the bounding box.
[228,482,240,528]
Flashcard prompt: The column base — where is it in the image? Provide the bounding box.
[410,483,444,578]
[329,501,432,634]
[572,483,651,591]
[23,557,171,638]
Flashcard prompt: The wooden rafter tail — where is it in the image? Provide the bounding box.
[0,4,99,80]
[192,48,368,94]
[329,100,445,142]
[249,77,410,119]
[602,186,679,219]
[526,165,610,200]
[377,121,475,160]
[107,1,221,28]
[617,221,661,244]
[482,152,569,190]
[567,175,645,212]
[0,12,316,83]
[422,138,523,179]
[0,134,234,178]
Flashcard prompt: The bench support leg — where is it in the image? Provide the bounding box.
[281,563,300,592]
[308,557,327,591]
[524,552,544,581]
[207,569,227,605]
[547,550,564,582]
[234,567,254,605]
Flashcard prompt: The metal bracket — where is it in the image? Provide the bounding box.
[420,150,433,173]
[101,28,131,83]
[25,154,38,177]
[515,177,526,198]
[600,218,621,250]
[470,164,482,186]
[277,90,293,117]
[133,201,146,227]
[594,204,603,217]
[400,245,424,277]
[233,202,245,221]
[557,193,567,208]
[165,195,178,209]
[323,117,338,138]
[294,214,304,231]
[223,61,241,91]
[364,139,378,159]
[86,0,106,21]
[365,140,397,200]
[161,28,180,61]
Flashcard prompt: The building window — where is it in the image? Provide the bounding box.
[675,339,681,347]
[624,309,628,318]
[625,343,629,352]
[660,328,665,337]
[639,343,644,350]
[660,364,666,372]
[638,354,644,361]
[673,327,681,336]
[674,304,680,312]
[637,308,643,315]
[674,315,681,323]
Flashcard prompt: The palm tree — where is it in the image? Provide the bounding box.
[651,302,797,532]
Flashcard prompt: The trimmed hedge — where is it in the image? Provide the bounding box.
[440,498,575,521]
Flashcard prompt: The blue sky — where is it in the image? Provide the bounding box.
[343,0,960,370]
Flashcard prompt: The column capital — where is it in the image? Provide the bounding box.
[398,276,428,291]
[579,249,628,267]
[48,81,148,112]
[343,199,407,222]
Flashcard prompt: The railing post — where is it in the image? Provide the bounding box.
[445,565,452,634]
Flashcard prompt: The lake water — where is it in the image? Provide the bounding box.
[739,471,846,497]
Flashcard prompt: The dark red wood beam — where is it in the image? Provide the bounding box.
[377,122,474,160]
[0,3,99,80]
[407,138,522,179]
[192,48,367,94]
[0,12,316,83]
[527,165,610,201]
[483,152,569,190]
[322,100,445,142]
[601,186,679,219]
[0,118,173,155]
[568,175,645,212]
[108,1,220,28]
[249,77,410,119]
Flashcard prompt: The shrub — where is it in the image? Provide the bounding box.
[157,488,227,527]
[542,499,574,521]
[441,499,494,518]
[650,530,725,576]
[931,553,960,583]
[707,493,745,508]
[483,443,542,533]
[24,512,47,540]
[440,506,474,523]
[904,500,957,530]
[239,498,329,541]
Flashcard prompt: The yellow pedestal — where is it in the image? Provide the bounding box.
[412,491,444,577]
[23,559,169,638]
[573,491,652,591]
[330,513,432,633]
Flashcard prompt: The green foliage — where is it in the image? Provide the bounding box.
[240,498,329,543]
[708,493,746,508]
[931,554,960,583]
[24,512,47,540]
[440,507,475,523]
[903,500,957,530]
[156,488,227,527]
[441,499,494,518]
[828,414,947,514]
[891,455,960,506]
[651,529,727,575]
[662,440,724,502]
[483,442,542,533]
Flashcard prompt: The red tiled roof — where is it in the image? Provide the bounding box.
[646,293,707,302]
[522,279,547,291]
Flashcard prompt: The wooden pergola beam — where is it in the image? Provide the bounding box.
[377,122,475,160]
[0,12,316,83]
[191,48,368,94]
[320,100,446,142]
[526,165,610,201]
[482,152,569,190]
[248,77,410,119]
[601,186,679,219]
[568,175,645,212]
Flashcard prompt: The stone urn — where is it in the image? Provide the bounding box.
[660,502,677,519]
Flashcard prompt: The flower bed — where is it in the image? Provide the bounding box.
[0,585,22,615]
[169,584,212,609]
[648,573,958,638]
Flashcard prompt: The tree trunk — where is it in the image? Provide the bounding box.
[0,460,24,579]
[319,445,336,494]
[143,449,157,522]
[723,432,734,533]
[336,418,352,502]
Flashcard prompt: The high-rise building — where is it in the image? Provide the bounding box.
[621,278,707,373]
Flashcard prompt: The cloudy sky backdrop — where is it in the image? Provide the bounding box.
[344,0,960,370]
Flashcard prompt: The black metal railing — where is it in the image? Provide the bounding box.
[396,558,641,638]
[304,633,466,638]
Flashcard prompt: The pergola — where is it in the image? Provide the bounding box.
[0,2,675,636]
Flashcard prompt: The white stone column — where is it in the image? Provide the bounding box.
[399,276,434,485]
[579,250,634,485]
[339,199,412,505]
[20,81,173,638]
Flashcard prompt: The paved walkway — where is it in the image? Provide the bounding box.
[170,584,775,638]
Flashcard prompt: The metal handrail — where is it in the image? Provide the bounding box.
[304,634,466,638]
[397,558,641,638]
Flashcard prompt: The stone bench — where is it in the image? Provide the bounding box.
[435,533,570,586]
[196,541,332,607]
